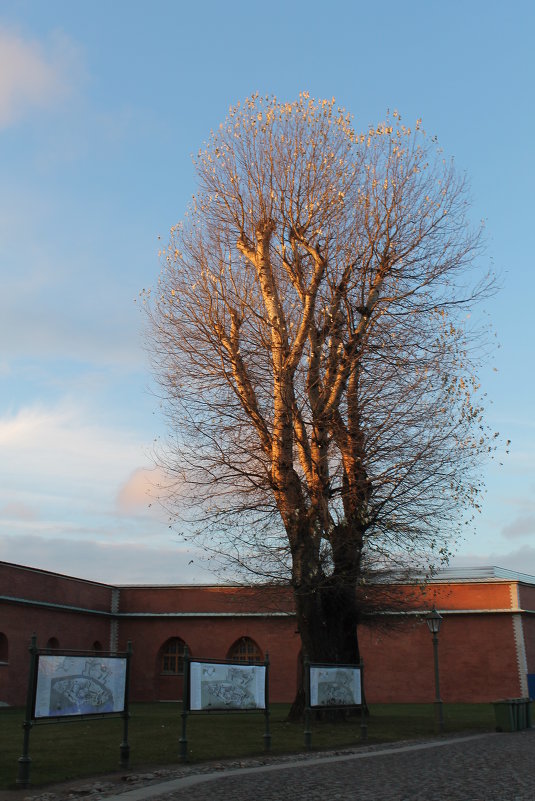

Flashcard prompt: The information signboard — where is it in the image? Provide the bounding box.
[309,664,362,708]
[33,654,128,719]
[189,661,266,711]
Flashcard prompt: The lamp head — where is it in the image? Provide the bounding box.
[426,608,442,635]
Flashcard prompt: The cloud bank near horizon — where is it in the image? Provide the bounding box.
[0,532,210,584]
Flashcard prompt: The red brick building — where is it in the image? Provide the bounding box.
[1,560,534,707]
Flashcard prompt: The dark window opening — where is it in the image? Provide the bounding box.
[161,637,187,674]
[227,636,262,663]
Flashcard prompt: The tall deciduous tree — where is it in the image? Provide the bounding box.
[148,94,494,683]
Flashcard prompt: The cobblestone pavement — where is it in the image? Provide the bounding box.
[40,730,532,801]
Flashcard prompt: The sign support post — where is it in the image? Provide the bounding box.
[263,652,271,752]
[179,647,189,762]
[120,641,133,769]
[360,662,368,740]
[304,655,312,750]
[17,634,38,788]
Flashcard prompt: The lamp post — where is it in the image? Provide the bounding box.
[426,608,444,733]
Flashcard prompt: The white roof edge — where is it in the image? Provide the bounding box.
[3,561,535,588]
[425,566,535,584]
[118,566,535,588]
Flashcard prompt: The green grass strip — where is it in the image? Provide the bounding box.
[0,702,496,789]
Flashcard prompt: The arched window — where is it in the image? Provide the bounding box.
[227,637,262,663]
[46,637,60,650]
[0,632,8,663]
[161,637,188,674]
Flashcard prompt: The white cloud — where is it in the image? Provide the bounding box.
[0,27,79,128]
[0,398,160,544]
[116,466,169,516]
[0,397,183,579]
[0,400,142,483]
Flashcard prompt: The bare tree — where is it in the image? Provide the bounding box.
[148,93,494,688]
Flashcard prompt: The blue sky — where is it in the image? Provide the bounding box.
[0,0,533,583]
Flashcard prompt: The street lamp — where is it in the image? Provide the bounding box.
[425,607,444,733]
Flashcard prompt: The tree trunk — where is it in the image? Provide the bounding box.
[287,575,361,721]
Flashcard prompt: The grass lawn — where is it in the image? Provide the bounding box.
[0,702,496,790]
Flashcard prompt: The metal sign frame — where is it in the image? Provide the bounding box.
[17,635,132,788]
[304,658,367,748]
[180,649,271,760]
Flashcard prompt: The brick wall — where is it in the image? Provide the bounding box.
[1,561,531,707]
[359,613,520,703]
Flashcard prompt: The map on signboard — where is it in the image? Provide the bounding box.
[189,662,266,711]
[33,655,127,719]
[309,666,361,707]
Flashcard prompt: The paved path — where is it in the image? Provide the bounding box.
[98,730,535,801]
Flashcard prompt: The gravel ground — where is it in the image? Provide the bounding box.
[8,729,535,801]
